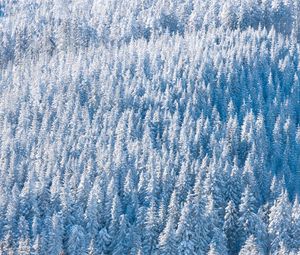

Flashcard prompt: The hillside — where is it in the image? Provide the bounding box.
[0,0,299,254]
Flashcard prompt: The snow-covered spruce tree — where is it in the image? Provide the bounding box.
[48,213,64,255]
[290,196,300,251]
[208,227,228,255]
[223,200,239,254]
[268,189,292,253]
[176,193,198,254]
[158,213,177,255]
[239,235,264,255]
[66,225,87,255]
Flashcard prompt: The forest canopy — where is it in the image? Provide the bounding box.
[0,0,299,254]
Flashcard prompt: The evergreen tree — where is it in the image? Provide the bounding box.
[208,227,228,255]
[67,225,87,255]
[158,214,177,255]
[48,213,64,255]
[238,186,267,250]
[290,196,300,250]
[268,189,292,253]
[142,199,159,255]
[113,215,132,255]
[239,235,264,255]
[97,228,111,254]
[223,200,239,254]
[176,194,197,254]
[17,216,30,255]
[191,179,210,254]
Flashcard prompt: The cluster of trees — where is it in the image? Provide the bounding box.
[0,0,300,68]
[0,0,299,254]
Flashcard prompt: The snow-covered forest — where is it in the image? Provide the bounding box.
[0,0,299,254]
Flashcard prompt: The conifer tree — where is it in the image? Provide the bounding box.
[67,225,87,255]
[290,196,300,250]
[268,189,292,253]
[239,235,264,255]
[176,194,197,254]
[208,227,228,255]
[223,200,239,254]
[98,228,112,254]
[48,213,64,255]
[158,214,177,255]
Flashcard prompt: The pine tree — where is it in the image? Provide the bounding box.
[176,194,197,254]
[109,194,122,245]
[239,235,264,255]
[17,216,30,255]
[67,225,87,255]
[158,214,177,255]
[220,0,238,30]
[268,189,292,253]
[238,186,267,250]
[223,200,239,254]
[143,199,159,255]
[191,173,210,254]
[113,215,132,255]
[97,228,111,254]
[225,158,242,206]
[167,189,180,228]
[208,227,228,255]
[290,196,300,250]
[48,213,64,255]
[85,186,100,240]
[204,157,226,226]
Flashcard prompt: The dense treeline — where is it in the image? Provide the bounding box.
[0,0,299,254]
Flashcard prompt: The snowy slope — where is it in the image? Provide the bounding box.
[0,0,299,254]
